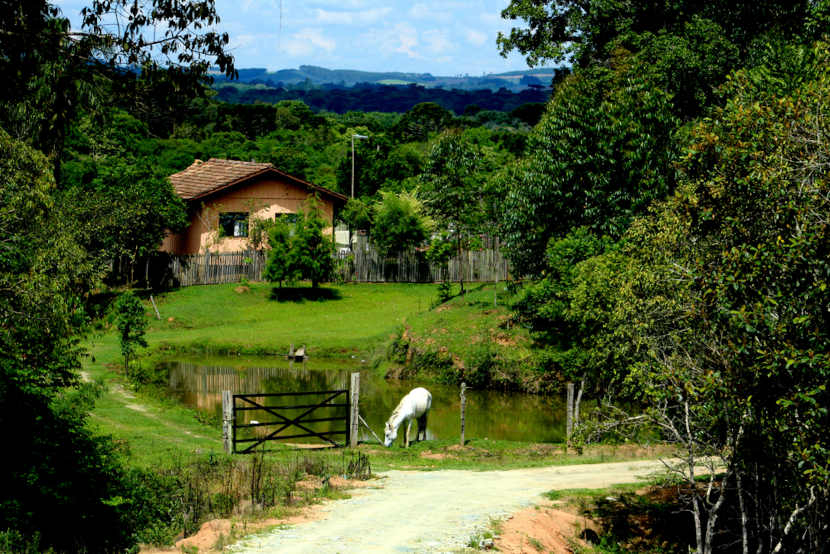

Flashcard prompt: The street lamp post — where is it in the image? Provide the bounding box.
[351,134,368,198]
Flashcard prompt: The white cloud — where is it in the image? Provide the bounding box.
[230,33,262,49]
[479,11,503,27]
[465,29,487,47]
[408,2,453,23]
[423,29,453,55]
[282,27,336,56]
[384,22,421,59]
[314,7,392,24]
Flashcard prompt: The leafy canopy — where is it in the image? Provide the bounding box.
[265,200,335,288]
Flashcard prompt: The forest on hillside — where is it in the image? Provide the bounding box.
[2,0,829,552]
[214,81,552,114]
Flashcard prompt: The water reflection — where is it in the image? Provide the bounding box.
[165,360,567,444]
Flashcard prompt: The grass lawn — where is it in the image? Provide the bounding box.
[145,282,438,356]
[82,281,667,471]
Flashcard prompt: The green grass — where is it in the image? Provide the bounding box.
[146,282,437,356]
[83,281,665,470]
[381,283,543,390]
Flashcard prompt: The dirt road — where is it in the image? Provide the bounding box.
[230,459,668,553]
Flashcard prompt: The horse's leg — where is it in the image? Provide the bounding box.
[418,413,428,441]
[405,420,412,448]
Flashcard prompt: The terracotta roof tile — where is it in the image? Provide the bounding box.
[168,158,347,203]
[170,158,273,200]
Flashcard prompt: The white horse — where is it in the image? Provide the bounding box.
[384,387,432,447]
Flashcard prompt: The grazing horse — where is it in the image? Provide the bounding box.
[384,387,432,447]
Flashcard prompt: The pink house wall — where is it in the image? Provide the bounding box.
[161,174,336,255]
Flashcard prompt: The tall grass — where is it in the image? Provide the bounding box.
[130,450,372,546]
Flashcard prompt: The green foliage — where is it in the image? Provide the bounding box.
[336,135,426,197]
[513,227,606,346]
[392,102,455,141]
[420,131,494,290]
[574,44,830,552]
[435,281,454,305]
[371,191,430,257]
[114,291,149,372]
[63,158,188,278]
[0,0,235,157]
[339,197,374,231]
[501,66,678,276]
[497,0,824,68]
[265,200,334,288]
[264,218,292,287]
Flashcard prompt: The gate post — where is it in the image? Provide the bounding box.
[349,372,360,448]
[222,390,233,454]
[460,382,467,446]
[566,382,574,445]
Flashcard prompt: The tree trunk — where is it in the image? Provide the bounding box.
[737,472,750,554]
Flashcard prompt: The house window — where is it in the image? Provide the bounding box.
[276,213,298,236]
[219,212,248,237]
[275,213,298,225]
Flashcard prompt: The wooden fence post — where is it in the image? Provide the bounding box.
[460,382,467,447]
[349,372,360,448]
[566,382,574,445]
[222,390,233,455]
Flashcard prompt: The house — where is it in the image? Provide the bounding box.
[161,158,348,255]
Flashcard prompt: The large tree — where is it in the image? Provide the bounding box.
[500,63,678,276]
[497,0,825,69]
[579,45,830,553]
[0,129,136,551]
[0,0,235,156]
[265,201,335,289]
[419,131,489,293]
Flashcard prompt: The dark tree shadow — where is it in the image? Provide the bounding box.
[587,487,697,553]
[269,287,342,302]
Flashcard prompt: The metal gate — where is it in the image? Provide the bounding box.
[230,389,350,452]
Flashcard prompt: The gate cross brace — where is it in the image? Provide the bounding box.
[236,391,344,452]
[358,413,383,444]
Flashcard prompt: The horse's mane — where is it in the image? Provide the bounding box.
[386,394,409,426]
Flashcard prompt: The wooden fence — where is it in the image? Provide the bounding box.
[169,250,267,287]
[168,245,510,286]
[336,246,510,283]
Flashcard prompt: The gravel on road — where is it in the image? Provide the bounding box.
[230,459,668,553]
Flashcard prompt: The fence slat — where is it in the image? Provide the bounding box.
[168,243,510,287]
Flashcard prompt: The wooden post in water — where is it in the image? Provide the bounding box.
[349,372,360,448]
[222,390,233,454]
[460,382,467,446]
[566,382,575,445]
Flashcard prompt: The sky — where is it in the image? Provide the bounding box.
[54,0,534,76]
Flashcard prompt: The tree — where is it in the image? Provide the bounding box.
[419,131,488,292]
[0,128,134,551]
[582,45,830,553]
[339,197,374,232]
[392,102,455,142]
[264,200,335,288]
[263,218,291,287]
[0,0,235,157]
[500,65,678,276]
[497,0,824,68]
[61,157,188,283]
[371,191,431,257]
[114,291,148,372]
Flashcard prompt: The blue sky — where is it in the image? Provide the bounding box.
[54,1,533,75]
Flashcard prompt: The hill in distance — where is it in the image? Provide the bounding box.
[213,65,564,92]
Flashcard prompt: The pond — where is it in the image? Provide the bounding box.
[163,358,569,445]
